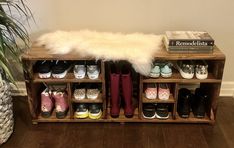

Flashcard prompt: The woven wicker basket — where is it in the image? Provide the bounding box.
[0,81,14,145]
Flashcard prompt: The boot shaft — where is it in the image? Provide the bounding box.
[110,64,121,103]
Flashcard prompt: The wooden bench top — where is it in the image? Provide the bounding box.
[22,44,225,61]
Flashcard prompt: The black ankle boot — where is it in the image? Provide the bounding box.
[192,88,208,118]
[178,88,192,118]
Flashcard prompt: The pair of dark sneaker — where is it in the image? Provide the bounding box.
[143,103,169,120]
[74,103,102,119]
[177,88,208,118]
[36,60,70,79]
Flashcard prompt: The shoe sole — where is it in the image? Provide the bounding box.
[110,114,119,118]
[142,113,156,119]
[155,112,169,120]
[196,73,208,80]
[39,72,51,78]
[41,111,52,118]
[149,73,160,78]
[89,111,102,119]
[125,114,134,118]
[87,74,99,80]
[74,73,86,79]
[145,94,157,100]
[178,68,194,79]
[87,95,99,100]
[56,109,68,119]
[193,112,205,118]
[161,72,172,78]
[194,115,205,118]
[178,113,190,118]
[158,95,170,100]
[74,95,86,100]
[52,70,68,79]
[74,110,89,119]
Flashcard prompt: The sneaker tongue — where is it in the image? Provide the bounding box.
[78,104,88,111]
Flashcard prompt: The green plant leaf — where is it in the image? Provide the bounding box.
[0,0,33,84]
[0,60,15,85]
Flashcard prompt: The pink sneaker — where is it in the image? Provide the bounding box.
[158,83,170,100]
[52,91,69,119]
[145,84,157,99]
[41,88,54,118]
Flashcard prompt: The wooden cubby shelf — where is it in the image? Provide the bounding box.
[175,112,213,123]
[141,112,174,122]
[36,110,71,122]
[106,108,140,122]
[143,73,221,83]
[142,94,175,103]
[23,45,225,124]
[33,73,102,83]
[71,94,103,103]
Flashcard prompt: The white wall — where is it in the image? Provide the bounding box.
[27,0,234,81]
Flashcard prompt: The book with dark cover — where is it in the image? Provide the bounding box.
[165,31,214,46]
[168,46,213,50]
[163,36,213,53]
[166,48,213,53]
[165,46,213,53]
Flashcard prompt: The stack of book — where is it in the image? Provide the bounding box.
[164,31,214,53]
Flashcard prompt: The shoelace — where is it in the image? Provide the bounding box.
[196,66,207,74]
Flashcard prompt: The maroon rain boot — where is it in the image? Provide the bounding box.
[110,64,121,118]
[121,65,134,118]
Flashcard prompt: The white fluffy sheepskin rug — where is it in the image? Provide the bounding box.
[37,30,163,76]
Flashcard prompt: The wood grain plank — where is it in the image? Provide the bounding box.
[143,73,221,83]
[2,97,232,148]
[162,125,209,148]
[22,45,225,60]
[142,94,175,103]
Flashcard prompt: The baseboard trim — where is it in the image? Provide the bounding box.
[10,81,234,97]
[220,81,234,97]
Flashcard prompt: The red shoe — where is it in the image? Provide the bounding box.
[52,91,69,119]
[41,88,54,118]
[110,63,121,118]
[121,65,134,118]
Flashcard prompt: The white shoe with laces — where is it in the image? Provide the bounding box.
[87,65,100,79]
[74,65,86,79]
[195,61,208,80]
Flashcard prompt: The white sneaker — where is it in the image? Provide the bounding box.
[87,89,100,100]
[87,65,100,79]
[74,65,86,79]
[177,61,194,79]
[73,89,86,100]
[195,61,208,80]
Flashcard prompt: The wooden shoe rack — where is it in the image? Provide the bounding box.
[22,45,225,124]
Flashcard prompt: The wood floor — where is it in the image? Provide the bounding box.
[1,97,234,148]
